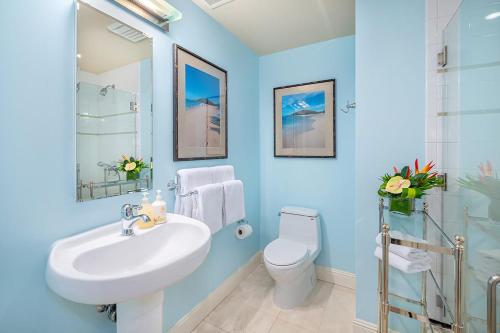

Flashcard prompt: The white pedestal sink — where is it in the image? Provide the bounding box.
[46,213,211,333]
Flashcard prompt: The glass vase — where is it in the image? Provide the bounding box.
[389,197,415,216]
[126,172,139,181]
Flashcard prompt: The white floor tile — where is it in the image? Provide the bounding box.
[194,264,356,333]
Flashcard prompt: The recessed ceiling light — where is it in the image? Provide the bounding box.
[485,11,500,20]
[77,54,82,59]
[203,0,236,9]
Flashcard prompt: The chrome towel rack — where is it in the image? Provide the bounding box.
[488,274,500,333]
[378,198,465,333]
[167,177,198,197]
[341,100,356,113]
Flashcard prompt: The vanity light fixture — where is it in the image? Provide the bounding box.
[485,11,500,20]
[112,0,182,31]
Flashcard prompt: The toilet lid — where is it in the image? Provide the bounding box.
[264,239,308,266]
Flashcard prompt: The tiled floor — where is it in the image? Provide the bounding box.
[192,264,356,333]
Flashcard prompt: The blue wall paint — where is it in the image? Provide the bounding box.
[259,36,356,272]
[0,0,259,331]
[355,0,425,328]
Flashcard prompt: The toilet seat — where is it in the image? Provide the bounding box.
[264,239,308,266]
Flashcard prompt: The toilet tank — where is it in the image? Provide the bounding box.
[279,206,321,252]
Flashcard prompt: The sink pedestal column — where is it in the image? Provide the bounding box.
[116,291,164,333]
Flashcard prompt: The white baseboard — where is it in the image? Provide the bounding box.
[353,318,399,333]
[168,251,262,333]
[353,318,377,333]
[316,265,356,290]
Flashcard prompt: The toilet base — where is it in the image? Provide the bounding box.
[273,264,317,309]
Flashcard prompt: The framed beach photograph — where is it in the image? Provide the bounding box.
[274,79,336,158]
[173,44,227,161]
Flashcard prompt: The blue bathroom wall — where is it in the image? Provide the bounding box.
[258,36,356,272]
[355,0,425,328]
[0,0,259,332]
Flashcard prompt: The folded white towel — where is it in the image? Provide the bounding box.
[192,183,224,234]
[212,165,235,183]
[376,230,428,261]
[177,167,213,193]
[374,247,432,273]
[222,180,246,226]
[174,167,213,215]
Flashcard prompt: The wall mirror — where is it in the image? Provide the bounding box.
[76,1,153,201]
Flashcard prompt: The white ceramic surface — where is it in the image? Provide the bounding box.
[46,213,211,305]
[264,207,321,309]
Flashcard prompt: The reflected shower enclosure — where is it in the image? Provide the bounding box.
[76,2,153,201]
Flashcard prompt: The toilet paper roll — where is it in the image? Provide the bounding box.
[235,224,253,240]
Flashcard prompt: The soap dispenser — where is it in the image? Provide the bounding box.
[152,190,167,224]
[137,192,154,229]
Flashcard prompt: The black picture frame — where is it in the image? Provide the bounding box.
[273,79,336,158]
[173,44,228,161]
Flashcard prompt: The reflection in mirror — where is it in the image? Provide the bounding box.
[76,2,153,201]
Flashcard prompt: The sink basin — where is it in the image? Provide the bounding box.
[46,213,211,333]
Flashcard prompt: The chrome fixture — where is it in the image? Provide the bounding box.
[437,45,448,67]
[97,162,122,197]
[378,199,465,333]
[340,100,356,113]
[111,0,182,31]
[167,177,199,197]
[121,204,151,236]
[99,84,115,96]
[488,274,500,333]
[96,304,117,322]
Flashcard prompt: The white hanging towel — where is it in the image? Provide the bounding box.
[375,230,428,261]
[192,183,224,234]
[211,165,235,183]
[222,180,246,226]
[174,167,213,216]
[374,247,432,274]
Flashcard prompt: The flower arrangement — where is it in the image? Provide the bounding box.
[378,159,443,215]
[117,155,147,181]
[458,161,500,221]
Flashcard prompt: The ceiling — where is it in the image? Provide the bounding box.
[191,0,355,55]
[77,2,152,74]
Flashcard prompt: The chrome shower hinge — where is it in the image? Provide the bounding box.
[130,101,138,112]
[437,45,448,67]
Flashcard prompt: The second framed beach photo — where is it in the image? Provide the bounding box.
[173,44,228,161]
[274,79,336,158]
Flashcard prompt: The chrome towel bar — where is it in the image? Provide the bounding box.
[488,274,500,333]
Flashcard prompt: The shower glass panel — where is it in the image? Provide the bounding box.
[76,82,143,200]
[440,0,500,331]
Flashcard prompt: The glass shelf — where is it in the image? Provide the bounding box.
[381,203,455,251]
[80,178,149,189]
[77,111,137,119]
[77,131,137,136]
[437,108,500,117]
[437,60,500,73]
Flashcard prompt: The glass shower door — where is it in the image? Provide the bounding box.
[76,82,138,200]
[440,0,500,331]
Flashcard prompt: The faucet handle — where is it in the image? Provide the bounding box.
[121,204,142,220]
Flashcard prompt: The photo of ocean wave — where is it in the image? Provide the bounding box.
[282,91,326,148]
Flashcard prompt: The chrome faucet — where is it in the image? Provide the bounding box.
[121,204,151,236]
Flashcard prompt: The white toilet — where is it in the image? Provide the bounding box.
[263,206,321,309]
